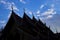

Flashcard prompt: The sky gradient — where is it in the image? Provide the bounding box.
[0,0,60,33]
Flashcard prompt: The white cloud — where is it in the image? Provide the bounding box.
[0,0,6,4]
[41,8,56,19]
[36,10,41,17]
[6,2,19,11]
[42,8,56,16]
[37,10,40,14]
[39,4,55,19]
[46,15,53,19]
[8,12,12,19]
[0,0,19,11]
[40,5,45,9]
[40,4,56,19]
[0,20,6,28]
[29,11,32,15]
[20,0,26,4]
[37,15,40,17]
[0,20,5,24]
[3,23,6,27]
[40,17,45,21]
[25,8,33,15]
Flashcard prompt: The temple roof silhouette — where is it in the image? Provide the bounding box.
[1,9,60,40]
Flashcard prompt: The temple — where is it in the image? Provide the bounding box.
[0,9,60,40]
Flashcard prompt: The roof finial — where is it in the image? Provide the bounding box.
[36,13,40,20]
[32,12,34,17]
[11,4,13,12]
[56,28,58,33]
[32,12,35,19]
[54,26,58,33]
[38,16,40,20]
[49,25,50,29]
[23,8,26,13]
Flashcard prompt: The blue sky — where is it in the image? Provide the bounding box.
[0,0,60,33]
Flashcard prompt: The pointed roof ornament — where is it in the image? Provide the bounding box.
[56,28,58,33]
[37,15,41,23]
[23,8,31,20]
[32,13,37,22]
[8,5,15,19]
[11,4,16,16]
[32,12,33,17]
[38,17,44,25]
[54,26,58,33]
[38,17,41,22]
[49,25,50,29]
[23,8,27,16]
[44,23,46,26]
[23,8,26,13]
[38,16,40,20]
[23,8,26,17]
[32,13,35,19]
[11,4,14,12]
[10,4,19,21]
[11,4,13,11]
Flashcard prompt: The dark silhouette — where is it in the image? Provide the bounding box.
[0,9,60,40]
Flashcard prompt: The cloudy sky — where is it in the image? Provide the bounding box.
[0,0,60,33]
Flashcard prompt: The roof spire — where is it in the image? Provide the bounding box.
[32,13,37,22]
[23,8,26,16]
[32,12,34,16]
[32,12,35,19]
[10,4,16,17]
[38,16,40,20]
[56,28,58,33]
[54,26,58,33]
[38,16,41,23]
[11,4,14,13]
[49,25,50,29]
[23,8,27,18]
[23,8,26,13]
[11,4,15,15]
